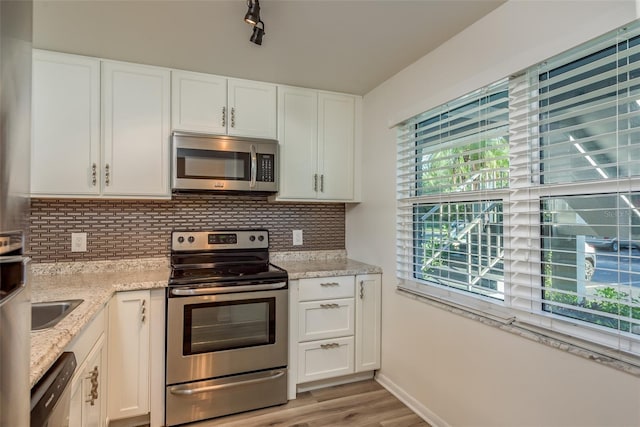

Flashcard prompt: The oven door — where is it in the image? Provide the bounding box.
[166,283,288,385]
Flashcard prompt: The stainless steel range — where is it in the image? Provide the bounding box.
[165,229,288,426]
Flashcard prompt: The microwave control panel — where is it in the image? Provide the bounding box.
[257,154,275,182]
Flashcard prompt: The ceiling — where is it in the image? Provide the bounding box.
[33,0,505,95]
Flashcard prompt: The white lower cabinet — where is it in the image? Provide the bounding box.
[291,273,381,392]
[68,307,108,427]
[297,336,354,383]
[107,290,150,421]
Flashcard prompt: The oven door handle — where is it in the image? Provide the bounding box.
[168,370,285,396]
[170,281,287,296]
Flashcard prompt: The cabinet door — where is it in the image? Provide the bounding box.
[277,86,318,199]
[108,290,150,420]
[102,61,170,197]
[355,274,381,372]
[228,78,277,139]
[171,70,227,134]
[297,336,354,383]
[83,334,107,427]
[298,298,354,342]
[317,93,355,200]
[32,50,100,196]
[69,333,106,427]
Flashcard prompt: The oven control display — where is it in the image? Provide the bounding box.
[208,233,237,245]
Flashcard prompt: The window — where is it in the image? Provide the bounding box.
[397,21,640,356]
[397,80,509,301]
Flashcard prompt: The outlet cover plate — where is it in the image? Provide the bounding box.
[71,232,87,252]
[292,230,303,246]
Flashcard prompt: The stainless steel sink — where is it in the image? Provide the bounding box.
[31,299,83,331]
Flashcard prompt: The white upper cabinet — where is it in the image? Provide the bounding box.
[32,50,100,196]
[276,86,359,202]
[172,70,277,139]
[31,51,171,199]
[171,70,227,134]
[227,78,277,138]
[318,92,355,200]
[102,61,171,197]
[276,86,318,199]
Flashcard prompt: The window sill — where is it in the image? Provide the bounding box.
[397,286,640,377]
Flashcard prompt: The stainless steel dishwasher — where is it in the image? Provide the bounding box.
[30,352,77,427]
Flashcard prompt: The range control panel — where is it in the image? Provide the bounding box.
[171,230,269,251]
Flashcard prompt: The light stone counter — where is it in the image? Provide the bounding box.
[30,260,170,387]
[270,249,382,279]
[29,252,382,387]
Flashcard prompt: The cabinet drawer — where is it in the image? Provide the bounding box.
[297,336,354,383]
[298,298,354,342]
[298,276,354,301]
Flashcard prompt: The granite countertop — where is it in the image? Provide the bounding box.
[273,258,382,279]
[29,251,381,387]
[30,264,170,387]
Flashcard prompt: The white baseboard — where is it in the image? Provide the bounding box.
[375,372,450,427]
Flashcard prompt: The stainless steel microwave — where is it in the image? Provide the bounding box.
[172,132,278,193]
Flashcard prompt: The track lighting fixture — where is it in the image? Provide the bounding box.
[244,0,261,25]
[250,20,265,45]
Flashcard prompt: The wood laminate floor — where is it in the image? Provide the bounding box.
[196,380,430,427]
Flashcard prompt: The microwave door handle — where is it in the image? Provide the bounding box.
[250,144,257,188]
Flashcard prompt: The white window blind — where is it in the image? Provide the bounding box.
[510,23,640,354]
[397,80,509,300]
[397,20,640,357]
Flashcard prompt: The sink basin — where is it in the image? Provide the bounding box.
[31,299,83,331]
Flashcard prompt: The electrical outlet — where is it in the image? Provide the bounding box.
[71,232,87,252]
[292,230,303,246]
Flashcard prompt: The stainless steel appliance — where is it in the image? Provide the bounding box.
[0,0,33,425]
[172,132,278,193]
[165,229,288,426]
[30,352,76,427]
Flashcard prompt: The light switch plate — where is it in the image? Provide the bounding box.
[292,230,303,246]
[71,232,87,252]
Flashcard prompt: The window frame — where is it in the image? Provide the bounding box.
[396,20,640,358]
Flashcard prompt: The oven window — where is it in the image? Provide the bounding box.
[176,148,250,180]
[183,297,276,355]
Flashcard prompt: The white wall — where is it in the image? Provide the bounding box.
[347,1,640,425]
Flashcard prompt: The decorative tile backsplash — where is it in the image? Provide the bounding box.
[29,194,345,263]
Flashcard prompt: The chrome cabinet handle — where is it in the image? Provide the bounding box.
[320,343,340,349]
[85,366,99,405]
[313,174,318,192]
[104,164,110,186]
[222,106,226,127]
[91,164,97,186]
[231,107,236,128]
[320,303,339,308]
[320,282,339,287]
[360,280,364,299]
[320,174,324,192]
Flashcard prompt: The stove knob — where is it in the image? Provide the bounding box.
[258,235,264,241]
[249,235,256,242]
[188,236,195,243]
[177,236,184,243]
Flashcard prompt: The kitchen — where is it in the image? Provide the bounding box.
[2,1,640,427]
